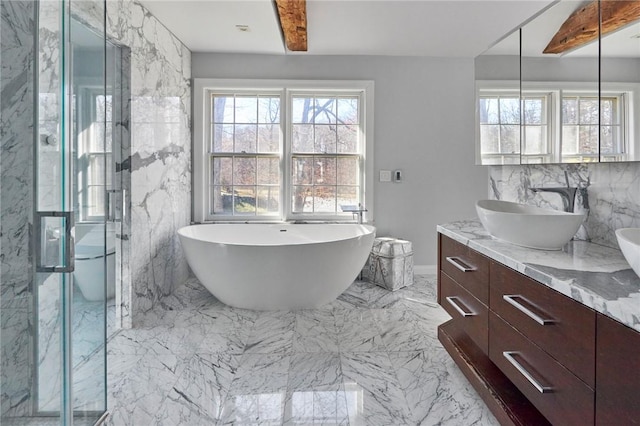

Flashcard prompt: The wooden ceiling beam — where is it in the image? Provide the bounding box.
[544,0,640,54]
[274,0,307,52]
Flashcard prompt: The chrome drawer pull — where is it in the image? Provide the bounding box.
[503,295,555,326]
[445,256,477,272]
[503,351,553,394]
[445,296,476,317]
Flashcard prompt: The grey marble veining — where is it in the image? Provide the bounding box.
[67,0,192,328]
[389,349,497,425]
[106,275,500,426]
[110,0,191,328]
[438,220,640,331]
[1,0,36,416]
[340,352,413,425]
[489,163,640,249]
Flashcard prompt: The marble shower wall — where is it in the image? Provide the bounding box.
[1,0,36,417]
[74,0,192,327]
[119,0,191,326]
[489,163,640,249]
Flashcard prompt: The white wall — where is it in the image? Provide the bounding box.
[192,54,488,266]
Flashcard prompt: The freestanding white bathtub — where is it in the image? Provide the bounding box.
[178,223,376,310]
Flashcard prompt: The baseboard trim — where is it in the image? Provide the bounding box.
[414,265,437,275]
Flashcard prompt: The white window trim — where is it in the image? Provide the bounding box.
[193,78,375,223]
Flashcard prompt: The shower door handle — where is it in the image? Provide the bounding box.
[35,211,75,273]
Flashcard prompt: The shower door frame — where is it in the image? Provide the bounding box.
[32,0,109,423]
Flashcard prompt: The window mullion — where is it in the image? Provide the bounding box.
[283,89,291,220]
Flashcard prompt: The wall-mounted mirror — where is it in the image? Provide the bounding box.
[475,0,640,165]
[600,6,640,162]
[475,30,521,165]
[521,0,599,164]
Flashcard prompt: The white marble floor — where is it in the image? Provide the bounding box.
[106,275,499,426]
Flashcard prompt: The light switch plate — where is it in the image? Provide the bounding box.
[379,170,392,182]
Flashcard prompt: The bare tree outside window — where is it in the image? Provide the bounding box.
[211,94,281,215]
[291,95,360,213]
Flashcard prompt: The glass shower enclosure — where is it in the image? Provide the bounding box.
[1,0,109,424]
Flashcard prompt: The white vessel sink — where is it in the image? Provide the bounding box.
[476,200,586,250]
[616,228,640,279]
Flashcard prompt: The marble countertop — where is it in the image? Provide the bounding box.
[437,220,640,332]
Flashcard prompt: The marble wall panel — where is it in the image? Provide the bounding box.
[489,163,640,249]
[1,0,36,418]
[122,1,190,326]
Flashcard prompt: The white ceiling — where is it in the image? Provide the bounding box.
[139,0,556,57]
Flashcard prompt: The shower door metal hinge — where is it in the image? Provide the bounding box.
[106,189,124,222]
[35,211,75,273]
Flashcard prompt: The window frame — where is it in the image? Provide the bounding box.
[475,81,521,165]
[208,90,284,218]
[193,79,374,223]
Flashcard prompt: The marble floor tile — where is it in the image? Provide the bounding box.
[196,304,258,337]
[219,354,291,425]
[336,280,390,308]
[375,275,440,310]
[107,322,201,357]
[103,275,498,426]
[160,276,220,310]
[334,309,387,352]
[284,352,348,425]
[157,352,241,424]
[375,308,449,352]
[292,310,340,353]
[244,311,296,355]
[340,352,413,425]
[106,353,188,425]
[389,349,499,426]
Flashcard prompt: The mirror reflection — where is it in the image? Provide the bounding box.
[475,0,640,165]
[600,10,640,162]
[475,30,520,165]
[521,0,600,164]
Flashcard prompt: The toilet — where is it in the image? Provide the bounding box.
[74,224,116,301]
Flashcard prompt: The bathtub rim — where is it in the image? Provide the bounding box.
[178,223,376,247]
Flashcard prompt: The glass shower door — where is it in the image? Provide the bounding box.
[35,0,107,424]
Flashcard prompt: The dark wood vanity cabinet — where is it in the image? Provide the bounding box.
[490,262,596,388]
[438,236,490,354]
[437,233,640,425]
[595,314,640,425]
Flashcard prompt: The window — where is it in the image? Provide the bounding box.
[561,94,600,162]
[478,93,521,164]
[290,95,360,214]
[477,82,633,164]
[561,94,624,162]
[193,79,374,223]
[210,93,281,216]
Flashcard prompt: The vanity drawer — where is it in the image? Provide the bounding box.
[489,312,594,426]
[440,271,488,354]
[490,262,596,388]
[439,234,489,304]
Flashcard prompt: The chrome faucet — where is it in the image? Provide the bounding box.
[340,203,368,224]
[529,187,578,213]
[529,171,577,213]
